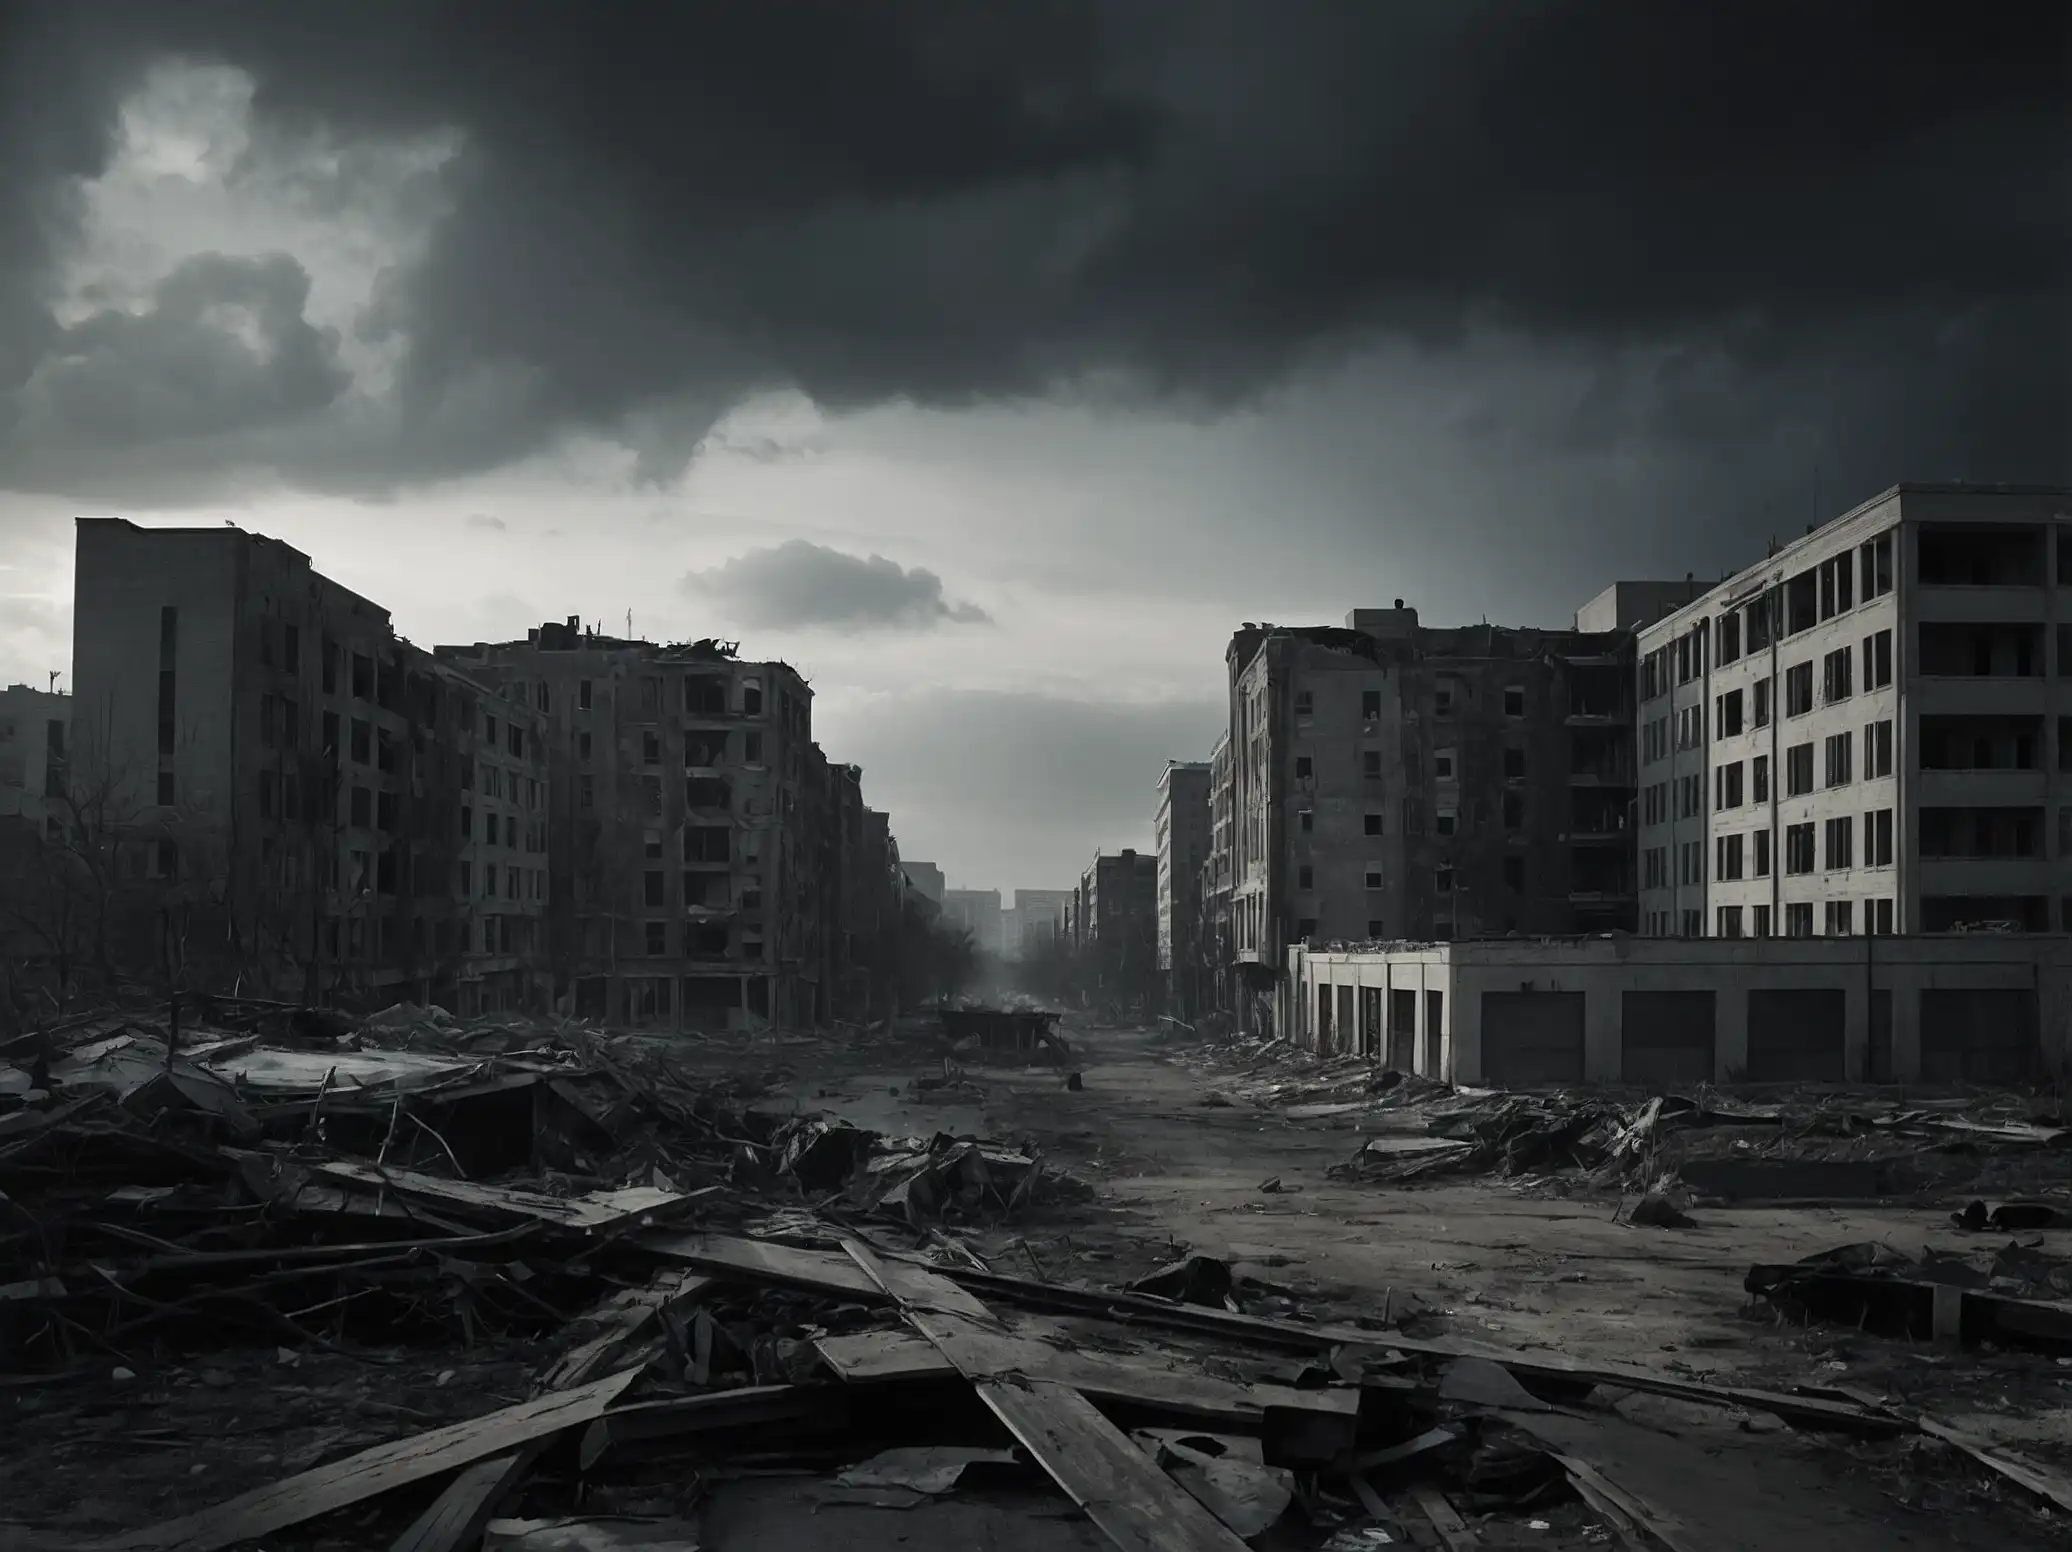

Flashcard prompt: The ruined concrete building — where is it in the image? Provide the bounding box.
[0,682,70,836]
[66,519,547,1011]
[941,888,1004,956]
[1070,849,1159,1008]
[1153,760,1210,1019]
[1217,603,1641,1022]
[1004,887,1074,960]
[1637,483,2072,939]
[439,620,900,1029]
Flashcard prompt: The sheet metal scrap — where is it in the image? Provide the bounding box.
[1747,1239,2072,1354]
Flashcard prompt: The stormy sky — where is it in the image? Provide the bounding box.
[1,3,2066,891]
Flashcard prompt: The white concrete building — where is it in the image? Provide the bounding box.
[1635,483,2072,940]
[1292,934,2071,1085]
[0,683,69,836]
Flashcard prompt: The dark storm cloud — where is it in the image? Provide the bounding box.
[0,1,2065,496]
[20,252,348,450]
[682,541,990,632]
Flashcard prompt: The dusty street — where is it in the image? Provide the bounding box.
[790,1019,2072,1520]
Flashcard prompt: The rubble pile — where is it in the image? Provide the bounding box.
[1306,1081,2069,1199]
[3,1003,2069,1546]
[0,998,1094,1378]
[1747,1237,2072,1355]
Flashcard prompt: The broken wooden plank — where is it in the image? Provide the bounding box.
[642,1230,880,1296]
[93,1369,639,1552]
[1406,1484,1480,1550]
[1914,1414,2072,1517]
[538,1273,712,1393]
[576,1385,846,1471]
[982,1378,1254,1552]
[813,1327,957,1384]
[388,1447,543,1552]
[844,1241,1252,1551]
[648,1232,1901,1436]
[312,1159,709,1232]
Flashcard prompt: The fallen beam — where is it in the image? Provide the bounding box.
[843,1240,1251,1552]
[93,1369,640,1552]
[646,1231,1903,1436]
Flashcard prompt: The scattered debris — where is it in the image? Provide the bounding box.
[1747,1240,2072,1353]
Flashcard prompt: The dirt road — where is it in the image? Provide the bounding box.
[797,1019,2072,1479]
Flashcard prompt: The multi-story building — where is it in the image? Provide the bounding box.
[1636,483,2072,941]
[1199,732,1235,1017]
[1006,887,1074,959]
[439,621,832,1029]
[1072,849,1159,1011]
[69,518,542,1007]
[1153,761,1210,1018]
[0,683,69,836]
[942,888,1003,957]
[1224,605,1640,1028]
[901,860,946,905]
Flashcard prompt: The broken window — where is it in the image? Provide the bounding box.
[1436,807,1457,836]
[642,731,661,766]
[684,676,726,714]
[1785,822,1816,875]
[1295,755,1313,779]
[1822,646,1853,704]
[1361,689,1382,719]
[645,920,668,956]
[1365,868,1385,889]
[684,825,730,863]
[686,776,730,810]
[579,774,594,809]
[1715,689,1743,738]
[1502,791,1523,828]
[1864,630,1892,690]
[1785,662,1813,716]
[1786,742,1814,795]
[1754,830,1771,876]
[579,678,593,710]
[1361,750,1382,779]
[742,677,763,716]
[1297,865,1313,889]
[640,677,661,713]
[1298,809,1313,833]
[1503,856,1524,892]
[1503,685,1525,717]
[1825,732,1853,788]
[1434,748,1456,781]
[645,870,664,907]
[1363,812,1382,836]
[1865,719,1893,778]
[1295,689,1315,716]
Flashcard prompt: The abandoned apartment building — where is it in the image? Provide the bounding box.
[1637,482,2072,939]
[39,521,909,1029]
[0,679,70,837]
[438,619,906,1031]
[64,518,550,1012]
[1209,605,1642,1021]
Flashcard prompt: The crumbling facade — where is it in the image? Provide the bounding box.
[0,683,69,836]
[439,621,896,1029]
[1636,483,2072,939]
[1221,605,1638,1029]
[1071,849,1159,1012]
[1153,760,1210,1019]
[67,519,543,1008]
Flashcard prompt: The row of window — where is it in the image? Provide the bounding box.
[1641,532,1898,701]
[1292,685,1531,720]
[1642,721,1896,825]
[1643,633,1894,764]
[1643,807,1897,886]
[601,728,767,769]
[1645,898,1897,938]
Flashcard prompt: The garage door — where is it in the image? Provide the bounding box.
[1620,991,1716,1086]
[1920,989,2038,1082]
[1479,991,1585,1086]
[1745,989,1845,1082]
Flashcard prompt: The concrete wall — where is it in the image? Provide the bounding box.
[1296,934,2072,1084]
[1637,483,2072,941]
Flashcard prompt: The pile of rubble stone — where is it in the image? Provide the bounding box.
[4,1000,2068,1549]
